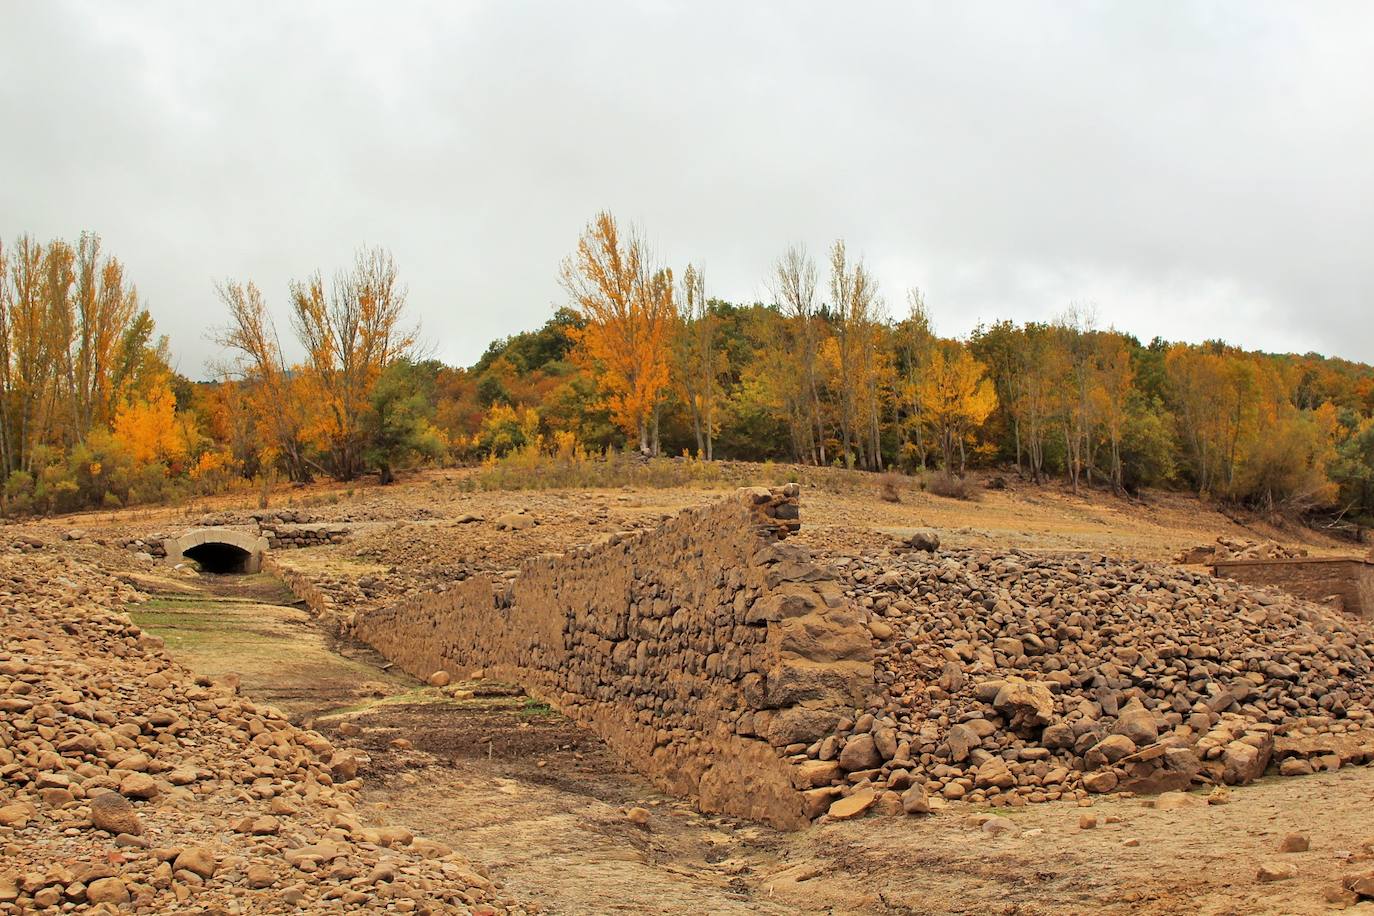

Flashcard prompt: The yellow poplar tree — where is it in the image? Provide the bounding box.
[560,212,674,454]
[915,341,997,475]
[112,383,186,466]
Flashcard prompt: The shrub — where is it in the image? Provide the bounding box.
[927,471,980,501]
[4,470,35,515]
[877,471,904,503]
[472,445,730,491]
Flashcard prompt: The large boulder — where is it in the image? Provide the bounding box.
[974,757,1016,790]
[827,790,877,820]
[906,530,940,553]
[1086,734,1137,768]
[764,707,844,746]
[1222,737,1274,785]
[493,512,536,531]
[791,760,843,789]
[1114,700,1160,746]
[990,678,1056,728]
[838,733,883,772]
[945,723,982,762]
[89,792,142,836]
[901,784,931,814]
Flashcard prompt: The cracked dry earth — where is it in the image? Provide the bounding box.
[128,566,1374,916]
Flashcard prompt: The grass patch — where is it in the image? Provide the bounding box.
[137,595,258,610]
[130,610,283,652]
[519,697,554,717]
[315,686,437,718]
[129,608,222,629]
[318,687,560,720]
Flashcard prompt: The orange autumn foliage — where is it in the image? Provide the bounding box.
[914,341,997,475]
[111,382,186,466]
[560,212,674,453]
[289,248,415,479]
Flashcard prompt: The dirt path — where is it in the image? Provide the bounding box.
[131,571,1374,915]
[126,570,412,717]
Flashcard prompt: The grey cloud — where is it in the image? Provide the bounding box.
[1,0,1370,376]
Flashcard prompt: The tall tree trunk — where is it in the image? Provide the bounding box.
[810,379,826,466]
[691,399,703,458]
[704,397,713,461]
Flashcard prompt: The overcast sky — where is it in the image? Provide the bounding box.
[2,1,1371,377]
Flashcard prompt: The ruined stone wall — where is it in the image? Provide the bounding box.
[259,524,352,550]
[1212,558,1374,618]
[349,486,873,828]
[1365,566,1374,621]
[262,555,332,619]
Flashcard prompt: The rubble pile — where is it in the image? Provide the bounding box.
[0,548,525,914]
[794,544,1374,818]
[307,504,675,620]
[1175,536,1308,564]
[113,536,168,559]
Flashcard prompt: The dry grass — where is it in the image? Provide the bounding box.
[924,471,981,501]
[877,471,905,503]
[468,450,731,491]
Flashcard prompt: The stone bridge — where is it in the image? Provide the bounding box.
[163,528,269,574]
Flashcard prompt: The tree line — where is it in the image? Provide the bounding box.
[453,212,1374,521]
[0,232,196,514]
[2,219,1372,526]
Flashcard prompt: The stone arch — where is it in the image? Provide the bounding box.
[163,528,269,574]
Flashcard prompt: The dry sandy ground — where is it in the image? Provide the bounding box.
[35,463,1360,567]
[110,467,1373,915]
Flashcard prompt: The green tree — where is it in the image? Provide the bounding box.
[1332,414,1374,522]
[363,360,446,484]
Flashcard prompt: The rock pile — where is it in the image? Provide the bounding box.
[114,536,167,559]
[5,534,47,554]
[1175,536,1308,564]
[794,545,1374,818]
[308,499,683,622]
[0,547,525,914]
[251,509,318,527]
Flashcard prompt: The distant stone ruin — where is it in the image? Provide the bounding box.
[1211,556,1374,618]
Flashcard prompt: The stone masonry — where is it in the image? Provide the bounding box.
[348,486,873,828]
[259,524,352,550]
[1212,557,1374,618]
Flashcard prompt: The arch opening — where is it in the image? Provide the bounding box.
[183,541,254,574]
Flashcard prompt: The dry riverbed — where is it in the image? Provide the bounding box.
[131,568,1374,915]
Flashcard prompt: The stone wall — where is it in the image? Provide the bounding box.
[262,555,332,619]
[260,524,352,550]
[1212,557,1374,618]
[348,485,873,828]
